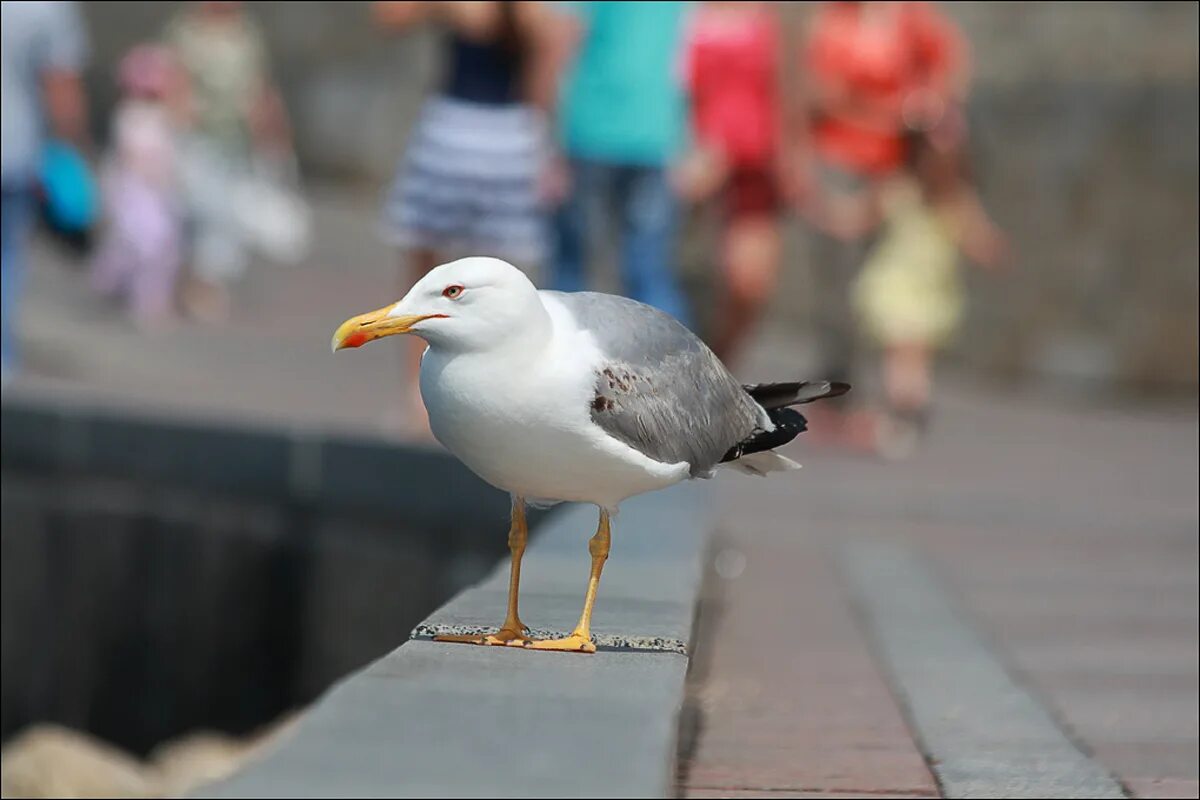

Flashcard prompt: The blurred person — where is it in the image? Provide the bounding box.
[676,1,783,365]
[0,0,90,386]
[166,1,299,323]
[548,1,692,325]
[796,0,968,444]
[825,112,1007,458]
[374,1,562,437]
[89,45,183,331]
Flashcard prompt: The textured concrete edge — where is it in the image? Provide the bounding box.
[410,623,689,654]
[837,539,1128,800]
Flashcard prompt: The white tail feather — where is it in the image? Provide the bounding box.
[720,451,802,476]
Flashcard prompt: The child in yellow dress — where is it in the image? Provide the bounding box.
[827,113,1007,457]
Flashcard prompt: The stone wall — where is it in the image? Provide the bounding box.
[944,3,1198,389]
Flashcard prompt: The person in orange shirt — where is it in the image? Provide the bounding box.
[796,1,968,447]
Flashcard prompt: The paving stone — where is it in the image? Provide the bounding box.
[839,540,1126,799]
[679,535,937,797]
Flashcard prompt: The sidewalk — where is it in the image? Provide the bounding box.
[6,187,1198,798]
[682,370,1198,798]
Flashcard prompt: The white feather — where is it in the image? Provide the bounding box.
[719,451,802,476]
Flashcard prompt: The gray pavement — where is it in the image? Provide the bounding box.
[685,355,1197,797]
[841,540,1124,799]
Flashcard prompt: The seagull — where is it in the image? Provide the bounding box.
[332,257,848,653]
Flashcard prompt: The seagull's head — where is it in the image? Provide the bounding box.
[331,257,546,354]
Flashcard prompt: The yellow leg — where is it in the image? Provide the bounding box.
[436,496,531,647]
[525,509,611,653]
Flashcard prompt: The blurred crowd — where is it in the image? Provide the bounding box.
[2,1,307,339]
[1,0,1009,458]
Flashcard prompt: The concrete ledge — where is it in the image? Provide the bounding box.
[5,393,715,795]
[195,482,714,798]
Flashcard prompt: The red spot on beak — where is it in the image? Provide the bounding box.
[341,331,369,349]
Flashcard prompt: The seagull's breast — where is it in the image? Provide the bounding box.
[419,320,688,507]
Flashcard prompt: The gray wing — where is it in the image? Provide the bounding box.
[545,291,768,476]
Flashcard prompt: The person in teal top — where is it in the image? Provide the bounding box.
[559,1,689,164]
[550,1,692,323]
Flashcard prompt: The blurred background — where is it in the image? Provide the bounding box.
[1,2,1196,797]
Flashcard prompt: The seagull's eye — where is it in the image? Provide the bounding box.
[442,284,464,300]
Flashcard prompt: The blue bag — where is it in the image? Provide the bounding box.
[39,140,99,234]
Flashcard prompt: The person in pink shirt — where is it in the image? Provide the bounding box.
[677,1,784,365]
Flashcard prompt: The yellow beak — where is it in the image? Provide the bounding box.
[331,306,445,352]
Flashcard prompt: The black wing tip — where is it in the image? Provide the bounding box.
[721,407,808,464]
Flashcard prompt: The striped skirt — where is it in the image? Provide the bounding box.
[382,96,549,269]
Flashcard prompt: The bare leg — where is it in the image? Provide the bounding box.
[180,274,230,325]
[435,495,532,646]
[876,341,934,459]
[883,341,933,414]
[712,215,780,365]
[525,508,611,653]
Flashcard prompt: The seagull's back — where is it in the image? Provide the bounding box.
[541,290,769,478]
